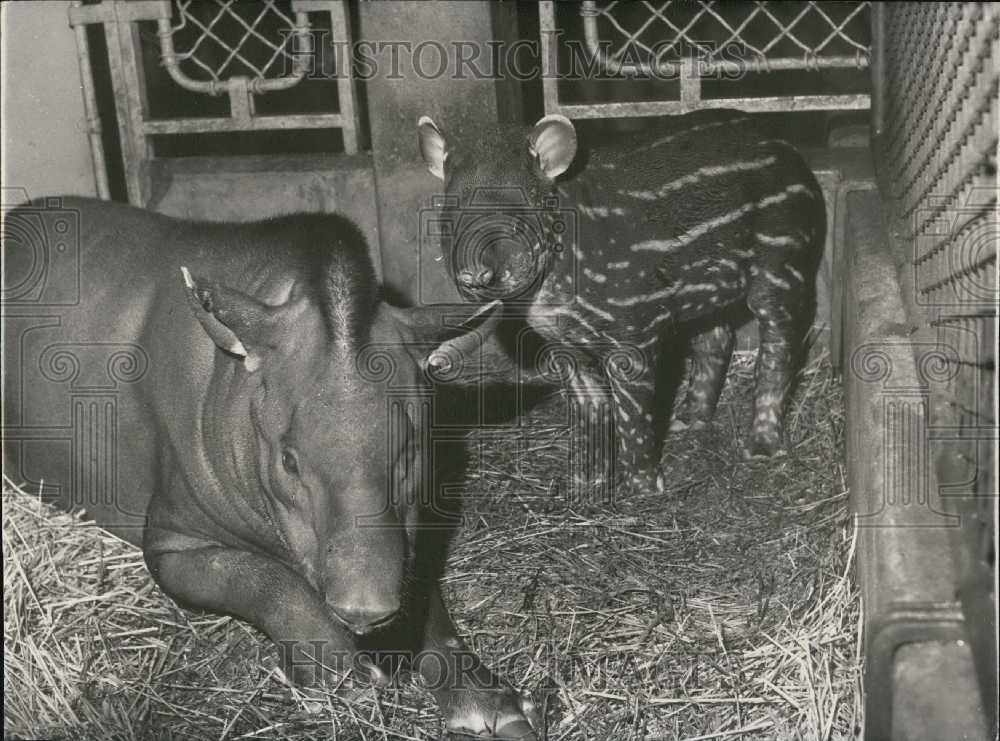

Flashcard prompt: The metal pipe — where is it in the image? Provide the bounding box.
[870,2,886,138]
[141,112,345,135]
[155,11,312,96]
[550,94,871,119]
[539,1,561,116]
[69,1,111,199]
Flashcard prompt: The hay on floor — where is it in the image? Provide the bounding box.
[3,351,862,740]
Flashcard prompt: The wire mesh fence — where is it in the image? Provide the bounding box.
[540,0,872,117]
[871,2,998,736]
[68,0,361,204]
[581,0,871,75]
[157,0,313,95]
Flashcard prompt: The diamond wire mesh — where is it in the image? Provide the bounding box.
[876,2,997,312]
[168,0,301,83]
[873,5,997,723]
[584,0,871,72]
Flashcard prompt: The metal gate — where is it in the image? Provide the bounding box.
[539,0,872,118]
[869,3,998,737]
[68,0,360,206]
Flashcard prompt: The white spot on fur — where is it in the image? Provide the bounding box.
[622,157,777,201]
[607,286,676,307]
[576,296,614,322]
[756,232,800,247]
[634,116,752,152]
[580,205,612,219]
[763,271,791,289]
[630,184,813,253]
[677,282,717,295]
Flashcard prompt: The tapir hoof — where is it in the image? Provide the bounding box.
[669,417,711,433]
[668,418,689,432]
[492,718,540,739]
[741,436,787,461]
[617,465,664,496]
[445,688,542,740]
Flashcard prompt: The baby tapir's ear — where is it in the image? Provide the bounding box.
[528,114,577,180]
[424,299,504,378]
[418,116,448,181]
[180,266,281,373]
[393,299,505,381]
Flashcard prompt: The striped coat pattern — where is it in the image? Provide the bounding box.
[419,109,827,494]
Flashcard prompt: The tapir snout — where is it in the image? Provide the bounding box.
[322,518,407,635]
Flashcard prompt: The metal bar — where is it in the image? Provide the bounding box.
[538,1,562,116]
[678,57,700,107]
[69,2,111,200]
[228,77,254,127]
[864,606,969,741]
[317,0,359,154]
[552,94,871,118]
[591,49,870,75]
[68,0,167,25]
[142,113,345,135]
[102,3,155,205]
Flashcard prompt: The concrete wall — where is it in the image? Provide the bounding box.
[360,1,523,307]
[1,1,97,203]
[148,153,383,279]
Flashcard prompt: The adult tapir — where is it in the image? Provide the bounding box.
[418,109,826,493]
[1,196,540,739]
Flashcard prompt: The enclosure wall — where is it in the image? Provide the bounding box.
[1,1,98,201]
[869,3,997,737]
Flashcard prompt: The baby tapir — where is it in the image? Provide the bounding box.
[2,197,539,739]
[418,109,826,492]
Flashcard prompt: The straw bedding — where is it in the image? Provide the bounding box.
[3,350,861,740]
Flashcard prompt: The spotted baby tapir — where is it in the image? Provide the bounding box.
[418,109,826,493]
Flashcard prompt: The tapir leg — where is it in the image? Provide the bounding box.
[670,324,736,432]
[565,358,664,496]
[606,368,664,493]
[566,369,617,501]
[415,583,541,739]
[744,274,807,458]
[146,544,362,688]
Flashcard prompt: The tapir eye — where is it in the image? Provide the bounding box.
[281,449,299,476]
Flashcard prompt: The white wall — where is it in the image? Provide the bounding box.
[1,1,97,203]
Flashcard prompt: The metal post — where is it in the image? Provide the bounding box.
[870,2,886,139]
[69,2,111,200]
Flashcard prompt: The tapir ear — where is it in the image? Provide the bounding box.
[423,299,504,377]
[393,299,504,381]
[180,266,280,372]
[528,114,577,180]
[418,116,448,181]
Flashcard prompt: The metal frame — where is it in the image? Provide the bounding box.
[539,0,871,118]
[867,2,998,738]
[68,0,361,206]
